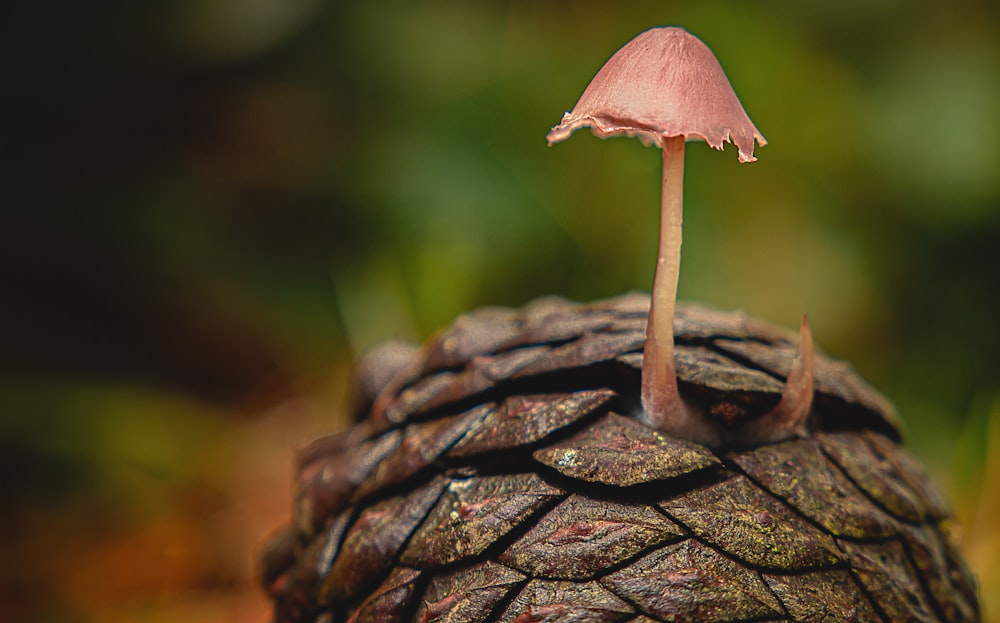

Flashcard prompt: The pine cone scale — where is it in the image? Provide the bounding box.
[730,438,899,539]
[263,295,980,622]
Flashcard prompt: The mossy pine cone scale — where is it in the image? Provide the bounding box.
[262,293,979,623]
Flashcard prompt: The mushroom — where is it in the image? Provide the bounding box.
[547,26,769,437]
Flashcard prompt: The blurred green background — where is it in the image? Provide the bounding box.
[2,1,998,621]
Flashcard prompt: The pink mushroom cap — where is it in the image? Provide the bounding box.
[547,26,766,163]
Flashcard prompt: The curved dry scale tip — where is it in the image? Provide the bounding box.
[749,314,815,444]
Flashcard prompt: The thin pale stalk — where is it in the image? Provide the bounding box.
[641,135,686,429]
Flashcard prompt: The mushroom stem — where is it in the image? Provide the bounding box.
[641,135,687,429]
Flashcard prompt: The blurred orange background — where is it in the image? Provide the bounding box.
[2,1,998,621]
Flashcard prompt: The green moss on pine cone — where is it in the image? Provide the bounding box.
[261,293,979,623]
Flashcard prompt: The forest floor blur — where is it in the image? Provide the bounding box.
[0,376,349,623]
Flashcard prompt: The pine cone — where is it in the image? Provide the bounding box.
[261,293,979,622]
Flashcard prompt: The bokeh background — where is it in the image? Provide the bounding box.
[3,1,998,621]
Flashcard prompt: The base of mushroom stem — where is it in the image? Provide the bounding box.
[637,315,815,448]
